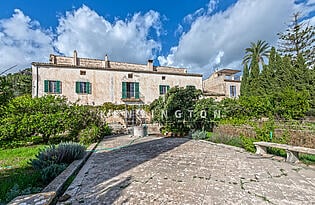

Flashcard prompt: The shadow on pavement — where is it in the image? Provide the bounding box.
[63,136,189,204]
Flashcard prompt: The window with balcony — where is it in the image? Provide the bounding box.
[122,82,139,99]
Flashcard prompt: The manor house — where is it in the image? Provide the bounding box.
[32,51,202,105]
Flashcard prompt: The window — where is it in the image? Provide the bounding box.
[76,82,91,94]
[128,73,133,78]
[44,80,62,94]
[162,76,166,80]
[122,82,139,99]
[230,85,237,97]
[80,70,86,75]
[159,85,170,95]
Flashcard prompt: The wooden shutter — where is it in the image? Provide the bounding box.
[44,80,49,92]
[87,82,91,94]
[75,82,80,93]
[167,85,170,92]
[122,82,127,99]
[159,85,163,94]
[135,82,139,99]
[56,81,61,94]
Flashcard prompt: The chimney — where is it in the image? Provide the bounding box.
[104,54,110,68]
[73,50,78,66]
[49,54,56,64]
[147,59,153,70]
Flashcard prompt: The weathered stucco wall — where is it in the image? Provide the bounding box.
[32,65,202,105]
[203,75,241,98]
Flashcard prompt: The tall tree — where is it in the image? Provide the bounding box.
[259,47,277,95]
[240,64,249,96]
[248,56,261,96]
[242,40,270,67]
[278,12,315,68]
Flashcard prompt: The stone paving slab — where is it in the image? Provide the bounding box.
[58,135,315,205]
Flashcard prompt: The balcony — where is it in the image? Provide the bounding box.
[121,91,142,102]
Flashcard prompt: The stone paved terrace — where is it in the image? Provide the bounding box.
[58,135,315,205]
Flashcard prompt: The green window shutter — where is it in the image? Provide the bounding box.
[159,85,163,94]
[76,82,80,93]
[44,80,49,92]
[56,81,61,94]
[135,82,140,99]
[122,82,127,99]
[87,82,91,94]
[167,85,170,91]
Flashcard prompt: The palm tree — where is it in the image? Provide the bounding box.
[242,40,270,67]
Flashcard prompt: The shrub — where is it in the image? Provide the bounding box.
[207,133,243,148]
[192,130,208,140]
[30,142,85,170]
[79,123,111,144]
[40,163,67,182]
[240,135,256,153]
[100,124,112,137]
[56,142,86,164]
[78,125,101,144]
[5,184,42,203]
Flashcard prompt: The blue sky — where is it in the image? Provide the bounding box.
[0,0,314,77]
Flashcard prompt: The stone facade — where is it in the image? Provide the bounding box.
[203,69,241,101]
[32,51,202,105]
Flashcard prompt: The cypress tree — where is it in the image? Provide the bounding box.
[248,56,260,95]
[260,47,277,95]
[240,64,249,96]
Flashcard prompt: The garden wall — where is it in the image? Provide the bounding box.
[213,124,315,149]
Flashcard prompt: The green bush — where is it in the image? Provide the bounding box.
[192,130,208,140]
[79,124,111,144]
[5,184,42,203]
[30,142,86,170]
[78,125,101,144]
[40,163,67,182]
[207,133,243,148]
[240,135,256,153]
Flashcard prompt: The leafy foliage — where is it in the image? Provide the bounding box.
[30,142,85,170]
[78,124,111,144]
[240,42,313,119]
[191,130,208,140]
[150,86,202,134]
[0,95,111,148]
[40,163,67,182]
[0,68,32,105]
[242,40,270,67]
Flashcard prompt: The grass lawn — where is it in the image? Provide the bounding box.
[0,145,46,204]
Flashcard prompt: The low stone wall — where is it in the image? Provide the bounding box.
[213,124,315,149]
[8,143,98,205]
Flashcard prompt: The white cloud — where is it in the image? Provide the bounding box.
[54,5,162,64]
[158,0,296,76]
[0,9,54,74]
[207,0,219,14]
[0,5,162,74]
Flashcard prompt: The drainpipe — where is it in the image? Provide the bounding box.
[36,66,39,97]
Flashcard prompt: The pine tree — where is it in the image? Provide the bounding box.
[240,64,249,96]
[278,12,315,68]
